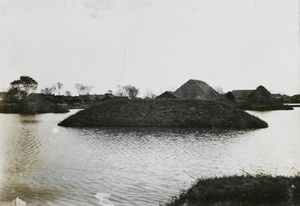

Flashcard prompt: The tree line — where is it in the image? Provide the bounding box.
[41,82,94,96]
[5,76,156,100]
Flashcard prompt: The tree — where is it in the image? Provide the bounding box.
[41,87,53,95]
[52,82,63,95]
[144,90,156,99]
[74,83,82,95]
[83,85,94,95]
[125,85,139,99]
[225,91,235,101]
[114,85,126,97]
[6,87,22,102]
[9,76,38,99]
[214,86,224,95]
[65,91,72,96]
[115,85,139,99]
[74,83,93,95]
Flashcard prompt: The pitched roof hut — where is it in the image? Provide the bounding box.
[247,85,272,103]
[96,93,115,102]
[173,79,220,100]
[231,90,254,100]
[155,91,177,99]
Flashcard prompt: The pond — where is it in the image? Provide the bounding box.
[0,108,299,205]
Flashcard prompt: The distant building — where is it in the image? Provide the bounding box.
[96,93,115,102]
[247,86,272,103]
[232,90,254,101]
[272,94,291,103]
[95,95,105,101]
[155,91,177,99]
[95,93,128,101]
[291,94,300,103]
[173,79,220,100]
[79,95,97,103]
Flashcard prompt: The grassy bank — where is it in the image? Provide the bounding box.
[0,96,69,114]
[164,174,300,206]
[58,99,267,129]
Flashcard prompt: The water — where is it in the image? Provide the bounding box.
[0,108,299,205]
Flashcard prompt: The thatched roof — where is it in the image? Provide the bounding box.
[95,95,105,100]
[247,86,272,103]
[173,79,220,100]
[232,90,254,100]
[155,91,177,99]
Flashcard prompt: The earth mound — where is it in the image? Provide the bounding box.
[58,99,267,129]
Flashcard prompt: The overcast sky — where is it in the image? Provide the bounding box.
[0,0,299,96]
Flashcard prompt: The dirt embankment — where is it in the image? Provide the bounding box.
[58,99,268,129]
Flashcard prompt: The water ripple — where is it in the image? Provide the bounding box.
[0,109,300,205]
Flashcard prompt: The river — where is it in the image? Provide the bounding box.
[0,108,299,205]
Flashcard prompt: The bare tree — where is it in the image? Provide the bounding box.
[214,86,224,95]
[125,85,139,99]
[114,85,126,97]
[74,83,93,95]
[74,83,82,95]
[41,87,53,95]
[65,90,72,96]
[115,85,139,99]
[83,85,94,95]
[52,82,63,95]
[144,90,156,99]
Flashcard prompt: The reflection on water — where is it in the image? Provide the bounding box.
[0,114,65,205]
[0,109,299,205]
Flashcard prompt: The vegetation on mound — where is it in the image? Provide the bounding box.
[0,96,69,114]
[0,75,69,114]
[164,174,300,206]
[58,99,268,129]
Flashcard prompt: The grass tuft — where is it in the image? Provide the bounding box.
[164,173,300,206]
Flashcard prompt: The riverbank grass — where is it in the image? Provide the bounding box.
[164,173,300,206]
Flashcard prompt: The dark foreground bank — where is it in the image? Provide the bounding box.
[58,99,267,129]
[164,174,300,206]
